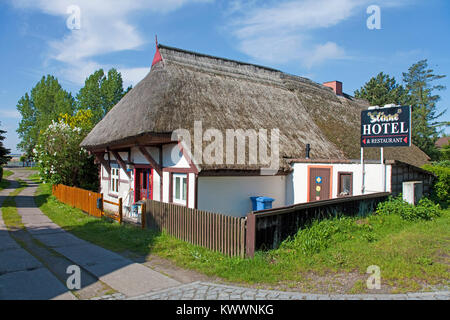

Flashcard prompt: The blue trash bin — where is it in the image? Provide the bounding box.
[250,196,275,211]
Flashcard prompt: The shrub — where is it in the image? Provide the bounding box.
[376,195,441,221]
[281,217,357,255]
[0,166,3,181]
[422,163,450,207]
[34,110,99,191]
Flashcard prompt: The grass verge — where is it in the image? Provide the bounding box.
[1,179,27,229]
[0,169,14,191]
[33,177,450,293]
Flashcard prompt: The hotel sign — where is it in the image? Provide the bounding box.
[361,105,411,147]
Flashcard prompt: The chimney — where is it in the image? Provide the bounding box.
[323,81,343,96]
[305,144,311,159]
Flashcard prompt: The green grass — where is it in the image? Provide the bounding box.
[0,170,14,191]
[3,170,13,178]
[33,176,450,293]
[1,179,27,230]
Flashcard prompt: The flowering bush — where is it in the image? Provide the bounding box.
[34,110,99,191]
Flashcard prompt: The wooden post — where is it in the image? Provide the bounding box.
[118,198,123,224]
[245,213,256,258]
[100,193,104,217]
[141,201,146,229]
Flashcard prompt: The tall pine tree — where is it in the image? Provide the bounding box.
[403,59,446,160]
[354,72,406,106]
[0,122,12,166]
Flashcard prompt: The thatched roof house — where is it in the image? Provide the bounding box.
[81,44,429,170]
[81,44,432,216]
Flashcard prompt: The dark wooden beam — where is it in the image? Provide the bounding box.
[111,150,131,178]
[177,141,199,174]
[138,146,162,176]
[94,153,111,174]
[83,133,173,153]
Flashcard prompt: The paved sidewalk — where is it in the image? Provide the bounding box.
[0,173,76,300]
[13,170,180,297]
[128,282,450,300]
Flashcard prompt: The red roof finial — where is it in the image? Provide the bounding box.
[152,34,162,66]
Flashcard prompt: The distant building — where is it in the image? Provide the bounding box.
[435,136,450,149]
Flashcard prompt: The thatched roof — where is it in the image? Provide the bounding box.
[81,44,430,171]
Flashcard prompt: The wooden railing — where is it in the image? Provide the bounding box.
[52,184,122,223]
[245,192,391,257]
[102,197,123,223]
[143,200,246,258]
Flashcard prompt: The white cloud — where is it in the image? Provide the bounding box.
[238,34,305,64]
[304,42,347,68]
[228,0,412,68]
[11,0,211,86]
[119,67,150,88]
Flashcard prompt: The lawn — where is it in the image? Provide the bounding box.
[1,179,27,229]
[0,169,14,191]
[33,177,449,293]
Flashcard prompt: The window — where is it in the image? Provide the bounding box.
[338,172,352,197]
[110,168,120,194]
[172,173,187,205]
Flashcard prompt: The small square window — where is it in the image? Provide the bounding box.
[338,173,352,197]
[110,168,120,194]
[173,174,187,206]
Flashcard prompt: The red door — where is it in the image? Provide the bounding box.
[138,169,153,201]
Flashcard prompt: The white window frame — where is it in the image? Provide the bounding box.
[172,173,187,206]
[110,167,120,194]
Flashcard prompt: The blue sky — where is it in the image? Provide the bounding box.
[0,0,449,154]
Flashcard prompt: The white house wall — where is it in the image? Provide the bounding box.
[101,163,133,212]
[162,143,190,168]
[153,171,161,201]
[288,162,392,205]
[162,171,170,203]
[100,143,195,211]
[131,146,160,164]
[197,175,286,217]
[188,173,195,209]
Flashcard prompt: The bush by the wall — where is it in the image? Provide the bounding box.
[376,195,441,221]
[422,163,450,208]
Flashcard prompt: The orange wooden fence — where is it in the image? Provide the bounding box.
[143,200,247,258]
[52,184,122,222]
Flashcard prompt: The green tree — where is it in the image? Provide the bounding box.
[403,59,446,160]
[34,110,98,191]
[16,75,75,157]
[77,68,130,124]
[0,122,12,166]
[354,72,406,106]
[441,140,450,161]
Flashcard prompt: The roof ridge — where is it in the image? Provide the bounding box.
[158,43,282,74]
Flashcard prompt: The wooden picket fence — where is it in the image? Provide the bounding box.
[52,184,122,222]
[143,200,247,258]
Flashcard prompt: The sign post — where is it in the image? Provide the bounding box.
[361,105,411,148]
[361,147,365,194]
[360,105,411,194]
